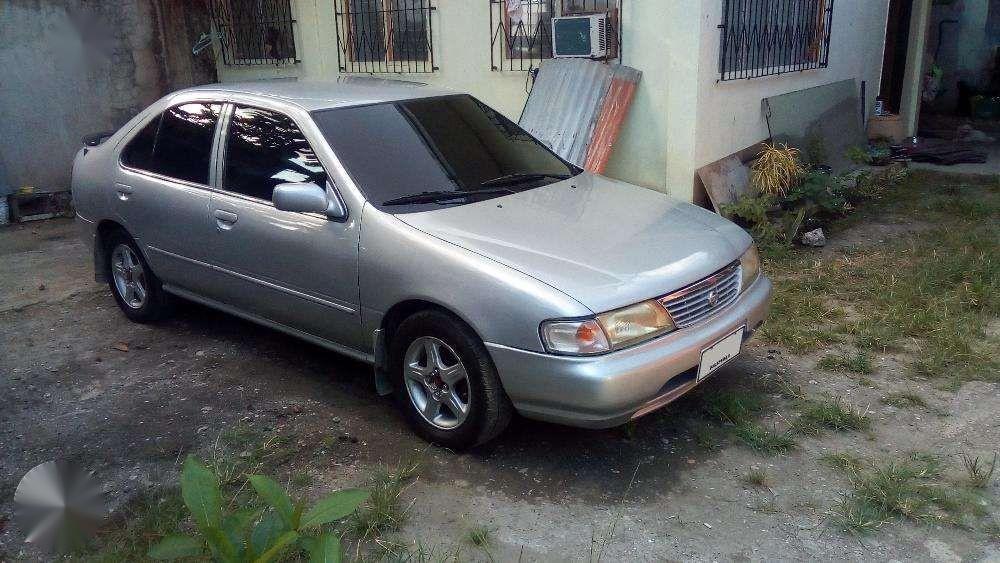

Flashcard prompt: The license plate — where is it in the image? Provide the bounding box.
[697,326,745,382]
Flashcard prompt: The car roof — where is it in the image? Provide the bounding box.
[180,78,459,111]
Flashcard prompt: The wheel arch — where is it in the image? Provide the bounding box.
[93,220,129,282]
[373,299,487,396]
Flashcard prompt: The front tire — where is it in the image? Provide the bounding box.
[390,310,513,449]
[105,231,171,322]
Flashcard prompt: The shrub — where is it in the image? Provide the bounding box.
[751,142,805,197]
[147,456,368,562]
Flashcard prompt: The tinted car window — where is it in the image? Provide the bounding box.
[311,94,579,213]
[121,103,221,185]
[223,106,327,202]
[120,115,160,171]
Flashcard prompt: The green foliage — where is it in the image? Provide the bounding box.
[148,456,368,562]
[879,392,928,409]
[759,171,999,385]
[816,351,874,374]
[830,452,991,535]
[961,452,998,488]
[793,398,872,435]
[734,423,797,455]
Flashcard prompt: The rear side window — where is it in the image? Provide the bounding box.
[120,103,222,185]
[222,105,327,202]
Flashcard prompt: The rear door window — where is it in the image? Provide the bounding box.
[221,105,327,202]
[120,102,222,185]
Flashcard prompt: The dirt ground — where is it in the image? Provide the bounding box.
[1,218,998,561]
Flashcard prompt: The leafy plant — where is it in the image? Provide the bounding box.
[148,456,369,562]
[751,142,805,196]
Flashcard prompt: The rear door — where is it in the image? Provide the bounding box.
[114,101,222,294]
[202,103,363,350]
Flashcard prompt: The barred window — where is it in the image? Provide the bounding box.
[718,0,834,81]
[335,0,437,73]
[210,0,297,66]
[490,0,622,72]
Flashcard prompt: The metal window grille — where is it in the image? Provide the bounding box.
[210,0,298,66]
[335,0,437,73]
[718,0,834,81]
[490,0,622,72]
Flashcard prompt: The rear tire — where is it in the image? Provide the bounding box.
[390,310,513,449]
[105,230,171,322]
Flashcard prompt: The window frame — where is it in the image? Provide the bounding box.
[335,0,438,73]
[717,0,834,82]
[117,101,225,189]
[214,102,350,220]
[210,0,300,67]
[489,0,622,72]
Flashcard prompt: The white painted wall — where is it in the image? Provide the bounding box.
[686,0,891,192]
[215,0,677,191]
[214,0,892,201]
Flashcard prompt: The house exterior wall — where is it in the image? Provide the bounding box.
[685,0,891,194]
[215,0,892,201]
[217,0,675,193]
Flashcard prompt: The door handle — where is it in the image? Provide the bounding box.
[213,209,238,230]
[115,183,134,201]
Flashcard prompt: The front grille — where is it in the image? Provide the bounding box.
[659,263,741,328]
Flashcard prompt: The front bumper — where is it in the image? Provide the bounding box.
[486,275,773,428]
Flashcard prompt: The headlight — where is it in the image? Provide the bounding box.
[740,245,761,290]
[597,300,675,349]
[540,318,610,355]
[540,299,676,355]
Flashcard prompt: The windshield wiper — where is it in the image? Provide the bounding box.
[382,188,514,206]
[479,172,571,188]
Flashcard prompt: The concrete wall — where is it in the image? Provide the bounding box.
[217,0,676,193]
[686,0,891,190]
[214,0,892,201]
[0,0,217,194]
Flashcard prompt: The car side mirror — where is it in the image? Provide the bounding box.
[272,182,346,219]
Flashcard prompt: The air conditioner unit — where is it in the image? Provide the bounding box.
[551,13,612,59]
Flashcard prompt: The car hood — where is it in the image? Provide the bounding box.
[396,173,753,313]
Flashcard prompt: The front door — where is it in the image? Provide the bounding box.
[203,104,363,351]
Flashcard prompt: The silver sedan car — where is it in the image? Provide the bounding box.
[73,80,771,449]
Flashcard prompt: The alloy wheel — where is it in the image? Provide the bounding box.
[111,244,147,309]
[402,336,471,430]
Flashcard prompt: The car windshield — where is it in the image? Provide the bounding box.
[311,94,581,213]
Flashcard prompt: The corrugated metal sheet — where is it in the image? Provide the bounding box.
[519,58,641,171]
[584,65,641,174]
[518,59,612,167]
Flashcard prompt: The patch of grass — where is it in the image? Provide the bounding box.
[742,469,770,489]
[748,491,780,514]
[961,452,998,488]
[467,525,494,549]
[74,490,188,562]
[829,452,990,535]
[794,397,872,435]
[880,391,928,409]
[820,452,866,474]
[735,423,797,455]
[817,351,874,374]
[348,458,422,545]
[701,388,766,425]
[691,424,728,451]
[760,171,1000,386]
[291,471,314,488]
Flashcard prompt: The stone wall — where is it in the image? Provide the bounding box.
[0,0,218,194]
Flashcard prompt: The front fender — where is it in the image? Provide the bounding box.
[359,204,592,354]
